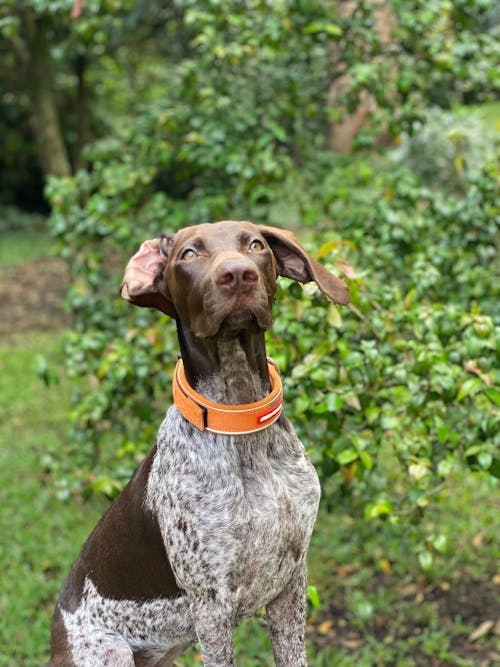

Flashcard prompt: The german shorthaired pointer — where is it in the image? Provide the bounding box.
[49,221,349,667]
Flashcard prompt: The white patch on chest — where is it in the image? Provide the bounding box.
[146,408,321,617]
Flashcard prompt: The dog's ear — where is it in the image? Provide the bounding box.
[120,236,176,317]
[259,225,350,305]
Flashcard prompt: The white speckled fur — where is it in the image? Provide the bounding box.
[58,402,319,667]
[60,578,194,666]
[148,406,320,614]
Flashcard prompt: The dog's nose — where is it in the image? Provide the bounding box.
[215,258,259,290]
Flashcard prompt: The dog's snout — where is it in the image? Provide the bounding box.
[215,258,259,290]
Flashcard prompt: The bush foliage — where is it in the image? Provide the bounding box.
[47,149,499,518]
[44,1,499,536]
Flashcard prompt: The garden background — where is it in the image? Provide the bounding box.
[0,1,498,665]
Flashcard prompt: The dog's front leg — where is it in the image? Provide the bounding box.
[266,562,309,667]
[190,595,235,667]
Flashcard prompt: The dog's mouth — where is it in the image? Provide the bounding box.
[191,295,273,338]
[213,306,272,337]
[219,309,265,334]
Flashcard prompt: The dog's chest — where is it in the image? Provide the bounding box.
[147,410,320,615]
[232,459,318,613]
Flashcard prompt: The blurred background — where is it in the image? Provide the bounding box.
[0,1,498,665]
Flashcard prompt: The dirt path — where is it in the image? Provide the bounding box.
[0,257,70,336]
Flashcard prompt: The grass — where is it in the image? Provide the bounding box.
[303,473,500,666]
[1,231,498,666]
[0,333,107,667]
[0,231,52,266]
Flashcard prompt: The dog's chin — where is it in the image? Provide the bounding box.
[193,306,272,338]
[219,311,262,335]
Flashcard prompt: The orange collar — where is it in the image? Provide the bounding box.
[172,358,283,435]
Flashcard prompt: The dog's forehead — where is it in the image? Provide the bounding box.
[173,220,262,251]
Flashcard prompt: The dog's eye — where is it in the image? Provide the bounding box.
[180,248,197,260]
[249,239,264,252]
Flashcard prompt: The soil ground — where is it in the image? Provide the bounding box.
[0,257,69,336]
[306,569,500,665]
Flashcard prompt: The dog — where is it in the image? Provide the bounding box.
[48,220,349,667]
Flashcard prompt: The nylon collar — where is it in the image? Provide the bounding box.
[172,357,283,435]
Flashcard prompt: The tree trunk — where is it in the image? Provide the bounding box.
[72,53,88,172]
[28,19,72,178]
[328,0,397,153]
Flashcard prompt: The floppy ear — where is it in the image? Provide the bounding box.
[259,225,350,305]
[120,236,176,317]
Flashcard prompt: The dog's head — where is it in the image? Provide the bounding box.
[120,220,349,338]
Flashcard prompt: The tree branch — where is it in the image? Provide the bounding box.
[10,33,30,64]
[71,0,84,20]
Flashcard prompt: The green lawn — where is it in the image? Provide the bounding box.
[0,333,107,666]
[0,231,53,266]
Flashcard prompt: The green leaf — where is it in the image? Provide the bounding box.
[34,354,51,387]
[381,414,399,430]
[265,121,287,142]
[457,378,482,401]
[485,386,500,407]
[89,476,122,500]
[489,459,500,479]
[304,22,343,37]
[436,417,458,445]
[437,456,456,477]
[431,534,448,553]
[364,406,380,424]
[317,240,339,259]
[312,400,328,414]
[364,499,394,519]
[359,451,374,470]
[408,462,430,480]
[343,352,364,368]
[0,15,20,39]
[310,368,328,388]
[478,452,493,470]
[307,585,321,610]
[294,395,310,414]
[327,304,343,327]
[326,393,344,411]
[418,551,433,572]
[343,393,361,411]
[337,449,359,466]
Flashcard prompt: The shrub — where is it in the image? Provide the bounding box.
[266,153,499,517]
[46,149,499,519]
[43,0,499,528]
[391,107,499,192]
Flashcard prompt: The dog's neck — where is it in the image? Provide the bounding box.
[176,321,270,405]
